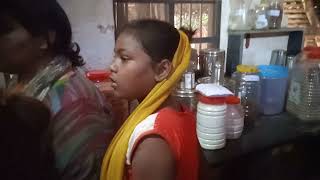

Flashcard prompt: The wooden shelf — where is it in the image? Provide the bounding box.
[226,28,304,76]
[228,28,305,35]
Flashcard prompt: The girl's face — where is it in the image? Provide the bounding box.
[110,33,159,101]
[0,15,46,74]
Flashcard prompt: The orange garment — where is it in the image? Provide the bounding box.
[125,107,199,180]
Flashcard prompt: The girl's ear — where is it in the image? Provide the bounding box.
[153,59,172,82]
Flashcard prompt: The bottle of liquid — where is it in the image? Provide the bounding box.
[225,96,244,139]
[268,0,283,29]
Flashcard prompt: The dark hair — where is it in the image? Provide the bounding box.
[119,19,180,63]
[0,0,84,67]
[179,26,196,42]
[0,92,59,180]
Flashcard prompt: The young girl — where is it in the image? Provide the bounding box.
[100,19,200,180]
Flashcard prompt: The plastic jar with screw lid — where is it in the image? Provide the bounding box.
[197,95,227,150]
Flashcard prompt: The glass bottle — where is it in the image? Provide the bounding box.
[268,0,283,29]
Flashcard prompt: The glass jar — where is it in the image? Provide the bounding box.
[286,51,320,121]
[267,0,283,29]
[254,0,269,30]
[232,65,261,128]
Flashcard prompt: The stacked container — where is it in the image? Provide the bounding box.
[286,50,320,121]
[232,65,261,128]
[225,96,244,139]
[197,95,226,150]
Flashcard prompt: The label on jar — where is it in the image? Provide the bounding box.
[288,80,301,105]
[268,10,280,17]
[184,72,195,89]
[255,15,268,29]
[243,75,260,82]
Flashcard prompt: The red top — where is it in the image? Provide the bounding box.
[226,96,240,104]
[125,107,199,180]
[198,94,226,105]
[85,70,111,82]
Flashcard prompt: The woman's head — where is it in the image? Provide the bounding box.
[0,91,58,180]
[0,0,83,74]
[110,19,180,101]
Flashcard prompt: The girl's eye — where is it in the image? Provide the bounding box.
[120,55,130,61]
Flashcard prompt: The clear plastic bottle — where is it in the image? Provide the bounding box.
[225,96,244,139]
[286,51,320,121]
[267,0,283,29]
[231,65,261,128]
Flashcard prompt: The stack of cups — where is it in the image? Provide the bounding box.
[197,95,226,150]
[225,96,244,139]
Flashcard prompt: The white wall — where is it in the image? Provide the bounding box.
[220,0,289,66]
[58,0,115,70]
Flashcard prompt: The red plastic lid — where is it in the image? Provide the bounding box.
[198,94,226,105]
[86,70,111,82]
[226,96,240,104]
[303,46,320,52]
[307,51,320,60]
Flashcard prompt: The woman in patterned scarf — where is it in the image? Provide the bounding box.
[0,0,115,179]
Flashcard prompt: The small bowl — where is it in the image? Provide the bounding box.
[197,130,225,140]
[197,123,225,134]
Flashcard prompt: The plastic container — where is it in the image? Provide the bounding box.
[286,51,320,121]
[196,95,226,150]
[231,65,261,128]
[229,0,253,30]
[258,65,289,115]
[86,70,111,87]
[225,96,244,139]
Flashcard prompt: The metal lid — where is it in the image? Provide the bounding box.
[200,48,225,56]
[172,89,196,97]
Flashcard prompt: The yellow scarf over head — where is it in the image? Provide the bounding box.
[100,30,191,180]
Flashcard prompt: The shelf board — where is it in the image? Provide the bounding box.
[228,28,305,35]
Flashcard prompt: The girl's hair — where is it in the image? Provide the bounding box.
[119,19,180,63]
[0,91,59,180]
[0,0,84,67]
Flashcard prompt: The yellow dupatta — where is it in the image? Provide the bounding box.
[100,30,191,180]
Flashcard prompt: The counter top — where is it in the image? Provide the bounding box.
[203,113,320,167]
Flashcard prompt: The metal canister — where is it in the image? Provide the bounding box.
[199,48,225,85]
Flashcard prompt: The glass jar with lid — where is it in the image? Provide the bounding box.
[286,51,320,121]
